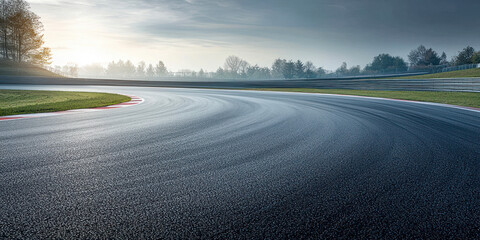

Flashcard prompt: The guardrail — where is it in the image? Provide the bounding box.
[1,76,479,92]
[440,64,479,73]
[304,78,480,92]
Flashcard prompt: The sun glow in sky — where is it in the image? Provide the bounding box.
[30,0,480,71]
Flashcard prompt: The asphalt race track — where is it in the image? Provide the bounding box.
[1,85,480,239]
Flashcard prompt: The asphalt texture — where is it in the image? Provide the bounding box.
[1,85,480,239]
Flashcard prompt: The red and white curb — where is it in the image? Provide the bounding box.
[0,94,144,121]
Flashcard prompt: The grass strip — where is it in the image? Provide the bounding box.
[0,89,131,116]
[247,88,480,109]
[391,68,480,79]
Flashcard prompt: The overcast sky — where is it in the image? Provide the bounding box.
[30,0,480,71]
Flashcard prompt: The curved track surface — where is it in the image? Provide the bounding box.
[1,85,479,239]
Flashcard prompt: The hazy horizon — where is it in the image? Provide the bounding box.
[30,0,480,71]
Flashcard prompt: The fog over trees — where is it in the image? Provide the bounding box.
[67,43,480,80]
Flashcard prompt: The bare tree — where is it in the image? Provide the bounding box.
[224,55,249,77]
[238,59,249,76]
[224,55,241,73]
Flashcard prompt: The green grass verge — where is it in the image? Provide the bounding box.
[0,90,131,116]
[247,88,480,108]
[392,68,480,79]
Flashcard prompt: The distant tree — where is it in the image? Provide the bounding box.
[472,51,480,64]
[408,45,441,67]
[408,45,427,66]
[282,60,295,79]
[316,67,326,77]
[336,62,348,75]
[246,65,258,79]
[178,69,195,77]
[424,48,441,66]
[79,63,104,78]
[62,63,78,77]
[198,68,205,78]
[136,61,146,78]
[293,60,305,78]
[246,64,271,79]
[124,60,135,77]
[453,46,475,65]
[215,67,225,78]
[271,58,286,79]
[224,55,242,73]
[106,60,122,77]
[240,62,249,78]
[223,55,249,77]
[256,66,271,79]
[349,65,361,75]
[146,64,155,79]
[155,61,167,77]
[105,60,136,78]
[440,52,449,65]
[364,54,408,73]
[304,61,317,78]
[69,64,78,77]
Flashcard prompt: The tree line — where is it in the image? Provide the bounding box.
[0,0,51,65]
[103,60,168,78]
[209,45,480,79]
[215,56,327,79]
[56,60,170,79]
[72,56,329,80]
[72,44,480,79]
[362,45,480,75]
